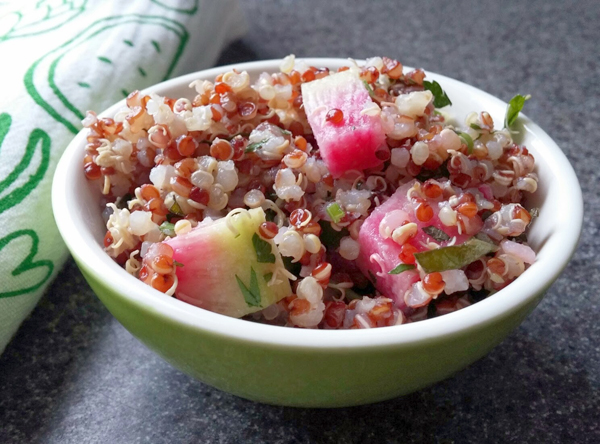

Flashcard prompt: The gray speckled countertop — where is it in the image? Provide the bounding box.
[1,1,599,442]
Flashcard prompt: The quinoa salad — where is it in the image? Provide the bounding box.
[82,56,537,329]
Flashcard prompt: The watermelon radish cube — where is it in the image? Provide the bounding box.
[357,180,473,309]
[165,208,291,318]
[301,69,386,177]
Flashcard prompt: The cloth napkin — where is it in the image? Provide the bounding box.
[0,0,247,354]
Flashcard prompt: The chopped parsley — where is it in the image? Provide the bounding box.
[456,131,474,154]
[423,80,452,108]
[158,221,175,237]
[318,220,348,248]
[388,263,416,275]
[169,201,184,216]
[326,202,345,224]
[265,208,277,222]
[504,94,531,128]
[252,233,276,264]
[422,226,451,242]
[245,138,269,153]
[414,238,497,273]
[236,266,262,307]
[362,80,376,99]
[282,255,301,276]
[475,232,495,244]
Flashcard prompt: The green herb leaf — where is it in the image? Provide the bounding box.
[245,138,269,153]
[173,260,184,267]
[236,267,262,307]
[252,233,276,263]
[318,221,348,248]
[326,202,345,224]
[388,263,416,275]
[423,80,452,108]
[422,226,451,242]
[263,272,273,283]
[470,123,482,130]
[265,209,277,222]
[414,238,497,273]
[456,131,474,154]
[159,222,175,237]
[504,94,531,128]
[362,80,376,99]
[282,256,301,276]
[281,129,292,136]
[475,232,495,244]
[169,201,184,216]
[249,267,261,303]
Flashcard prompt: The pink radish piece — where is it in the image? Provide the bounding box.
[357,180,474,308]
[301,69,386,177]
[165,208,291,318]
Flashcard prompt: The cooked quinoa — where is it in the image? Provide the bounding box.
[83,56,537,329]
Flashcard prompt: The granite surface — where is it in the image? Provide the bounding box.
[1,0,599,442]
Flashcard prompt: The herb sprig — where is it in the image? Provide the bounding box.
[504,94,531,128]
[422,226,451,242]
[388,263,416,275]
[423,80,452,108]
[236,266,262,307]
[252,233,276,264]
[414,238,497,273]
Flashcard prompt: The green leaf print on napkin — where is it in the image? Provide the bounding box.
[0,113,51,214]
[0,0,87,42]
[0,229,54,299]
[24,14,189,134]
[150,0,198,15]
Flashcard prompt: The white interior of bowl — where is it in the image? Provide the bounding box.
[52,58,583,348]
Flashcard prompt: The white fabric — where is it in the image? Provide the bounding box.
[0,0,247,353]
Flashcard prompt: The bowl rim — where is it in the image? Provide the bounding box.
[52,58,583,349]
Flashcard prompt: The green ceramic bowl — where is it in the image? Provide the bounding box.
[52,59,582,407]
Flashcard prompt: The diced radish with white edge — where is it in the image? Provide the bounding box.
[357,180,473,309]
[165,208,291,318]
[301,69,386,177]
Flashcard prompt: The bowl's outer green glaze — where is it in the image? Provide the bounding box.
[76,257,545,407]
[54,59,582,408]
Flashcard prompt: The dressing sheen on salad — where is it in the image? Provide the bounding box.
[82,56,537,329]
